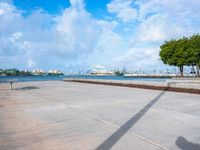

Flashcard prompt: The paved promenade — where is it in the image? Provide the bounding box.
[0,81,200,150]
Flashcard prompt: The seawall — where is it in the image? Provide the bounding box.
[63,78,200,94]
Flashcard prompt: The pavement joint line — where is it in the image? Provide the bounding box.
[59,101,169,150]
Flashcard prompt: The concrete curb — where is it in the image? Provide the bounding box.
[63,79,200,94]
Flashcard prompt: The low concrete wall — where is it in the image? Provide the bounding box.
[167,77,200,83]
[63,78,200,94]
[166,78,200,89]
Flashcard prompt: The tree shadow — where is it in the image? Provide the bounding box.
[176,136,200,150]
[95,87,168,150]
[14,86,39,90]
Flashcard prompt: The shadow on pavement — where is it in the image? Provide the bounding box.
[176,136,200,150]
[95,88,167,150]
[15,86,39,90]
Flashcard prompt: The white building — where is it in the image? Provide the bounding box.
[32,69,46,75]
[48,69,61,74]
[91,66,114,75]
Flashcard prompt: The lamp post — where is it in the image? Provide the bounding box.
[10,82,13,90]
[7,79,17,91]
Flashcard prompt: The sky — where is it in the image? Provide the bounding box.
[0,0,200,72]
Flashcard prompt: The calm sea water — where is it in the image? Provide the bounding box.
[0,75,168,83]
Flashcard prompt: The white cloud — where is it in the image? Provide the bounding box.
[0,1,123,70]
[133,14,168,43]
[107,0,138,23]
[0,9,4,15]
[28,59,36,67]
[111,0,200,69]
[137,0,200,20]
[9,32,22,43]
[55,1,101,55]
[112,47,163,70]
[1,0,200,71]
[132,0,200,43]
[70,0,85,9]
[95,20,123,52]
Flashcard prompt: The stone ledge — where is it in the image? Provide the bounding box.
[63,78,200,94]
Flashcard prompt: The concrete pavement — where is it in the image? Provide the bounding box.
[0,81,200,150]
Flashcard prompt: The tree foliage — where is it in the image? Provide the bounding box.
[160,34,200,77]
[0,69,32,76]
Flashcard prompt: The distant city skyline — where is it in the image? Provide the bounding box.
[0,0,200,71]
[1,66,193,75]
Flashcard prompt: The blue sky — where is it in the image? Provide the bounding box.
[13,0,110,17]
[0,0,200,72]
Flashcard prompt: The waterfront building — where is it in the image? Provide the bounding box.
[91,67,114,75]
[48,69,61,74]
[32,69,46,75]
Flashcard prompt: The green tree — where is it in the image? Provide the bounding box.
[189,34,200,76]
[159,39,185,76]
[4,69,20,76]
[174,37,190,76]
[160,37,189,77]
[160,35,200,77]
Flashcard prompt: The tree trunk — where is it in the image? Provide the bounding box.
[192,65,196,75]
[196,65,200,77]
[179,66,184,77]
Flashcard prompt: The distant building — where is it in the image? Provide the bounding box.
[32,69,46,75]
[48,69,63,75]
[48,69,61,74]
[91,66,114,75]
